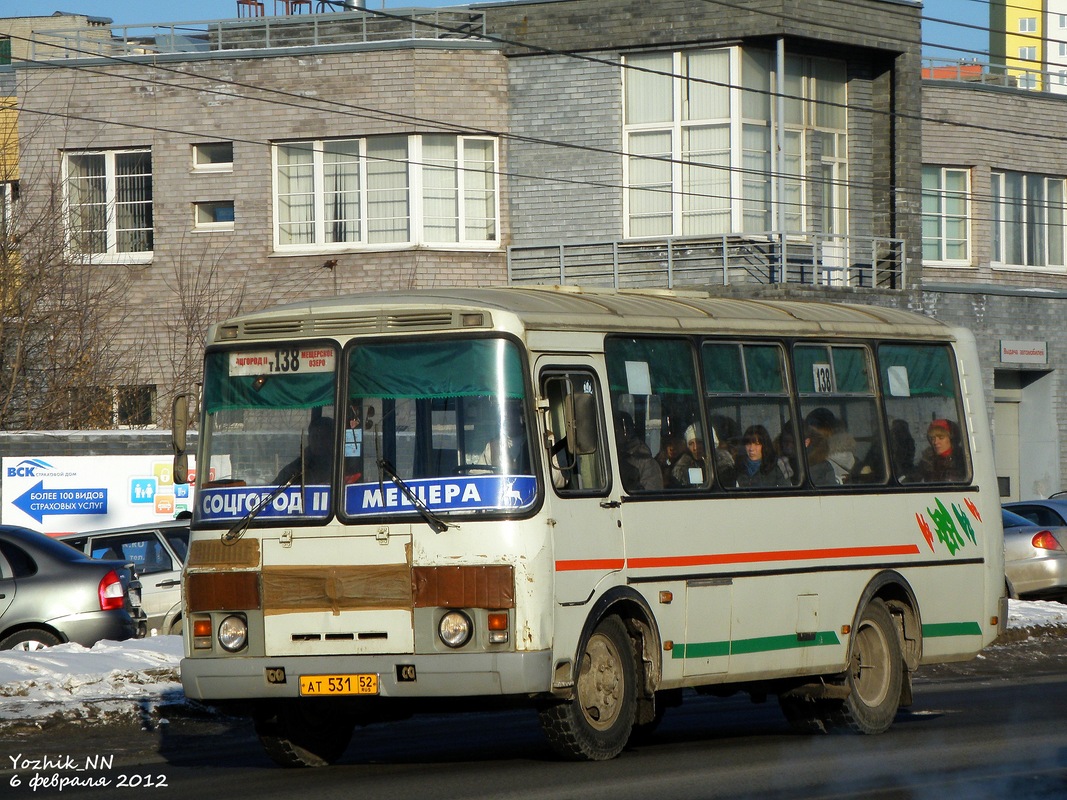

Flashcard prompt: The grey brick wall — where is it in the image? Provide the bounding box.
[15,44,511,410]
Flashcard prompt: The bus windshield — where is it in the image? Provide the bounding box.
[342,337,537,521]
[198,344,339,524]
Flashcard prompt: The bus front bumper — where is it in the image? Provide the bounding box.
[181,650,554,701]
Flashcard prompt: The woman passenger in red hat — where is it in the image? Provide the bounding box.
[918,418,967,482]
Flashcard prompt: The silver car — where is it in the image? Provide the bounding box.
[58,520,188,635]
[1002,508,1067,603]
[0,525,144,651]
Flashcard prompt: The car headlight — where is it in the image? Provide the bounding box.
[438,610,473,648]
[218,614,248,652]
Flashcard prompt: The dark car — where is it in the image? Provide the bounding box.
[1002,508,1067,603]
[0,525,144,651]
[58,520,189,635]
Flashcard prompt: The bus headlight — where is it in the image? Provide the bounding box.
[438,610,472,648]
[218,614,248,652]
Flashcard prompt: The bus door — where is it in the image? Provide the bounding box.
[537,363,620,606]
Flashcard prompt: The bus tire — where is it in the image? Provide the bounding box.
[254,702,355,768]
[833,598,903,734]
[539,615,638,761]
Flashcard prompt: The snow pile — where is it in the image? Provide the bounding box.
[0,600,1063,727]
[0,635,184,726]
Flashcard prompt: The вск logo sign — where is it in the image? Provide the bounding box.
[6,459,55,478]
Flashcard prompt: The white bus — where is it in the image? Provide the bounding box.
[174,286,1005,766]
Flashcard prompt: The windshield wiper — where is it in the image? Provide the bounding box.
[222,470,301,545]
[377,458,455,534]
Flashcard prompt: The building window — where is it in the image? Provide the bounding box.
[1,181,16,236]
[194,200,235,230]
[273,134,498,249]
[0,36,10,66]
[64,149,153,258]
[921,166,970,264]
[1019,46,1037,61]
[992,170,1067,269]
[117,385,155,427]
[1019,18,1037,32]
[622,47,847,238]
[192,142,234,172]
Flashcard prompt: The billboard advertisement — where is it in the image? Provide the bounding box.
[2,455,196,534]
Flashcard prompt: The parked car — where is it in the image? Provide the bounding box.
[1002,508,1067,603]
[58,520,188,635]
[1004,498,1067,529]
[0,525,144,651]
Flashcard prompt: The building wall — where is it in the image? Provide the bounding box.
[922,78,1067,494]
[0,14,115,62]
[494,0,924,281]
[15,44,511,405]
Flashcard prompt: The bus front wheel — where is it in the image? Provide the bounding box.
[254,702,355,768]
[539,615,638,760]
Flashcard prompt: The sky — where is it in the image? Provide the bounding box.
[7,0,990,61]
[0,599,1063,726]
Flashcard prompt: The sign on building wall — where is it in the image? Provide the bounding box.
[1000,339,1048,365]
[2,455,196,534]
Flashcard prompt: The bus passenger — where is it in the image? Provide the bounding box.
[804,425,839,486]
[274,416,334,485]
[735,425,789,488]
[884,418,918,482]
[805,407,856,484]
[669,423,706,486]
[655,433,687,487]
[918,419,966,482]
[616,412,663,491]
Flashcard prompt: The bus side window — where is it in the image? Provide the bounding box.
[877,343,971,485]
[541,371,609,494]
[605,337,704,491]
[794,343,888,488]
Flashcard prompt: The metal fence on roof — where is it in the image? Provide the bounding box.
[25,9,488,62]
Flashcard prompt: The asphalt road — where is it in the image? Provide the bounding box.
[3,627,1067,799]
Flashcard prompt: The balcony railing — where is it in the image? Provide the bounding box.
[25,8,488,62]
[507,233,906,291]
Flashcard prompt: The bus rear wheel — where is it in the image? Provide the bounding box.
[779,599,902,735]
[539,615,638,761]
[254,702,355,768]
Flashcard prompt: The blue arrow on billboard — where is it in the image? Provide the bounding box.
[13,481,108,523]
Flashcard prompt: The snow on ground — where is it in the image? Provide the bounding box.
[0,600,1064,727]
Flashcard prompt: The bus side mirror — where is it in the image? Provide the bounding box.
[172,394,190,485]
[566,393,599,456]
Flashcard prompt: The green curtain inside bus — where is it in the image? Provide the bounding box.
[877,344,957,398]
[606,337,696,395]
[793,345,871,393]
[702,343,786,394]
[203,350,335,412]
[349,338,525,399]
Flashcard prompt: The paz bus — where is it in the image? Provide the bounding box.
[173,286,1005,766]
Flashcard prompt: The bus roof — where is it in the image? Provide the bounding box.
[215,286,952,341]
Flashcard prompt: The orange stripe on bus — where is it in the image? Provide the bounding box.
[555,545,920,572]
[555,558,627,572]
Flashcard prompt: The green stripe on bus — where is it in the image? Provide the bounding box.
[671,631,840,659]
[921,621,983,638]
